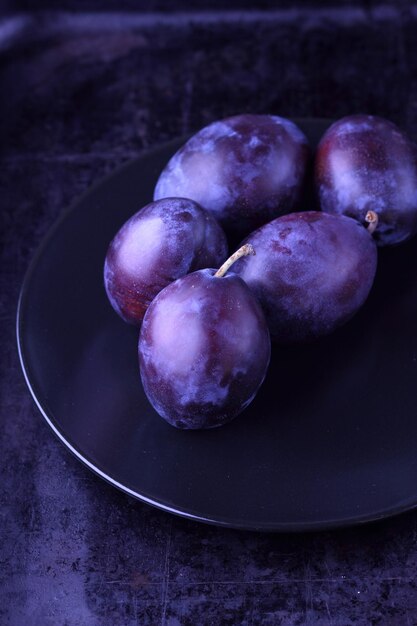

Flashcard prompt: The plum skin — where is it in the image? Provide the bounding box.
[104,197,228,325]
[315,114,417,246]
[154,113,310,238]
[139,268,271,429]
[233,211,377,344]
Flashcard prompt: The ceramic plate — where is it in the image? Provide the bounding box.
[17,119,417,531]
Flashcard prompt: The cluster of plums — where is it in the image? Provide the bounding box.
[104,113,417,429]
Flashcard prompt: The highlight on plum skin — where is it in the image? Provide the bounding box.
[104,197,228,325]
[138,263,271,430]
[233,211,378,344]
[315,114,417,246]
[153,113,310,238]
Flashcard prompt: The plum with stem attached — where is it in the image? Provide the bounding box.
[315,114,417,246]
[139,245,271,429]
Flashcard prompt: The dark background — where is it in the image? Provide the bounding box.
[2,1,417,624]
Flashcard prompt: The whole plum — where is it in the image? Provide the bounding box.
[315,114,417,246]
[154,114,309,238]
[139,246,271,429]
[233,211,377,343]
[104,197,228,325]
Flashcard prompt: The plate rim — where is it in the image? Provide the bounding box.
[15,337,417,531]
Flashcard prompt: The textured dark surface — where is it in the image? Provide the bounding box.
[3,4,417,624]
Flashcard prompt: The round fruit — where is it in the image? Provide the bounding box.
[315,114,417,246]
[139,246,271,429]
[153,114,309,238]
[104,197,228,325]
[233,211,378,343]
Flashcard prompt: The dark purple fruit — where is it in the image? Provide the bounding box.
[104,197,228,325]
[233,211,377,343]
[139,246,271,429]
[315,114,417,246]
[154,114,309,238]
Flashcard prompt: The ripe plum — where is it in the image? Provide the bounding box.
[154,114,309,238]
[233,211,377,343]
[104,197,228,325]
[139,246,271,429]
[315,114,417,246]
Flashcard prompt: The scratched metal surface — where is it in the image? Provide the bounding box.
[2,4,417,624]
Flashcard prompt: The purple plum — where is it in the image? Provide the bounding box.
[104,197,228,325]
[139,245,271,429]
[315,114,417,246]
[154,114,309,238]
[233,211,377,343]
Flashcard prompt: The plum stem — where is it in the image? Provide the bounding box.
[365,210,378,235]
[214,243,256,278]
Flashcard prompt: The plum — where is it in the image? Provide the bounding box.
[154,114,309,238]
[104,197,228,325]
[233,211,377,343]
[139,245,271,429]
[315,114,417,246]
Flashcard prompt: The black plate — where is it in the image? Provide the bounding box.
[17,118,417,531]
